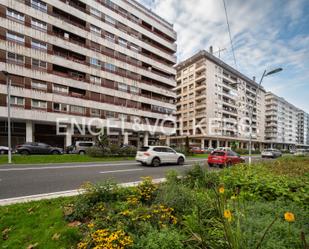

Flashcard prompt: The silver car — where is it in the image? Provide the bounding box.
[68,141,95,155]
[136,146,186,167]
[261,149,282,158]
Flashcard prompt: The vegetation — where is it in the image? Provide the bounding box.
[1,157,308,248]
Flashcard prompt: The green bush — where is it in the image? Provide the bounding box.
[85,146,111,157]
[234,149,261,155]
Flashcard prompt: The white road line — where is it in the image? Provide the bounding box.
[99,168,144,174]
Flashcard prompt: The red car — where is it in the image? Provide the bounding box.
[207,150,245,168]
[190,147,205,154]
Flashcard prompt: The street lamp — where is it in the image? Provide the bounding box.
[248,68,283,165]
[2,71,12,164]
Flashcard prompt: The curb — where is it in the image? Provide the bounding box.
[0,178,166,206]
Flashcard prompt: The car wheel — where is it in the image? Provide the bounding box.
[177,157,185,165]
[227,162,232,167]
[20,150,29,155]
[152,157,160,167]
[79,151,85,155]
[51,150,60,155]
[0,150,4,155]
[208,163,213,167]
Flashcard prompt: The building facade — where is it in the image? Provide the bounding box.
[297,110,309,147]
[264,92,299,149]
[173,50,266,150]
[0,0,177,148]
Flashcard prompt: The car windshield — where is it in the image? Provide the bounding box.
[211,151,225,156]
[138,146,149,152]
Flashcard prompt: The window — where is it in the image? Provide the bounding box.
[90,7,101,18]
[105,32,115,42]
[32,59,47,69]
[31,39,47,50]
[70,105,85,114]
[31,99,47,109]
[10,96,24,106]
[53,103,68,112]
[90,25,101,35]
[7,52,24,64]
[6,9,24,22]
[105,16,116,26]
[31,80,47,90]
[31,0,47,12]
[130,44,139,52]
[90,75,101,85]
[6,31,24,43]
[106,111,115,118]
[130,86,139,94]
[90,58,101,67]
[118,38,127,47]
[91,108,100,117]
[105,63,116,72]
[53,84,68,94]
[118,83,128,92]
[31,18,47,31]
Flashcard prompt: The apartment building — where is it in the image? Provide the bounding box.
[264,92,299,149]
[297,110,309,147]
[0,0,177,148]
[173,50,266,150]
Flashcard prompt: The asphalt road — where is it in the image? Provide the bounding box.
[0,156,262,200]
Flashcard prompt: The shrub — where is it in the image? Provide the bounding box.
[86,146,111,157]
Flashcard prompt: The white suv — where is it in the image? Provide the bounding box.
[135,146,186,167]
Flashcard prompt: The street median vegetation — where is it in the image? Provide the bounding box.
[0,156,308,249]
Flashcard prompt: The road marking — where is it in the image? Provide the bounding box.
[0,159,206,172]
[99,168,144,174]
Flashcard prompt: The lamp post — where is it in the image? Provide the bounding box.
[248,68,282,165]
[1,71,12,164]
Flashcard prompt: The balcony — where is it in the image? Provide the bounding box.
[195,81,206,90]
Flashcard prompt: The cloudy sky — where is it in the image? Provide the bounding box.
[138,0,309,112]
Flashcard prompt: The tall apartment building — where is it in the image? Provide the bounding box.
[174,50,266,150]
[297,110,309,147]
[264,92,298,149]
[0,0,177,148]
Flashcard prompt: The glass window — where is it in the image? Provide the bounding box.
[31,39,47,50]
[105,32,115,42]
[53,84,68,93]
[105,15,116,26]
[70,105,85,114]
[6,9,24,22]
[10,96,24,106]
[90,75,101,85]
[90,7,101,18]
[130,44,140,52]
[6,31,24,43]
[91,108,100,117]
[105,63,116,72]
[118,83,128,92]
[31,0,47,12]
[90,25,101,35]
[130,86,139,94]
[53,103,68,112]
[90,58,101,66]
[118,38,127,47]
[31,80,47,90]
[7,52,24,64]
[31,18,47,31]
[32,59,47,69]
[31,99,47,108]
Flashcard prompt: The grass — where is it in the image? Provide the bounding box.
[0,154,135,165]
[0,197,80,249]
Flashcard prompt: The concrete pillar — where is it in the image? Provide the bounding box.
[216,139,219,148]
[143,132,149,146]
[166,136,170,146]
[225,140,228,147]
[26,121,33,142]
[208,139,212,148]
[201,139,205,149]
[123,132,129,145]
[65,124,73,147]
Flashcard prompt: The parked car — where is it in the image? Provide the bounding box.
[216,147,232,151]
[294,149,309,156]
[207,150,245,168]
[16,142,63,155]
[66,141,95,155]
[190,147,205,154]
[136,146,186,167]
[261,149,282,158]
[0,146,9,155]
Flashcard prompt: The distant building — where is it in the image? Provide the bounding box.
[297,110,309,147]
[0,0,177,148]
[173,50,266,150]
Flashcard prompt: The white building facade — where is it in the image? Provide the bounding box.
[297,110,309,148]
[0,0,177,148]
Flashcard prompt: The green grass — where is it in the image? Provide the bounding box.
[0,154,135,165]
[0,198,80,249]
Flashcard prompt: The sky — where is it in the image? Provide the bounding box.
[138,0,309,112]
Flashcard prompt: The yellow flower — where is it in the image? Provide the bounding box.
[284,212,295,222]
[224,210,232,221]
[88,223,95,229]
[219,186,225,194]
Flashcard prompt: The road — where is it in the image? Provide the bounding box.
[0,156,262,200]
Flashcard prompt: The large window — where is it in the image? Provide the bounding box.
[118,83,128,92]
[91,108,101,117]
[31,0,47,12]
[31,80,47,90]
[32,59,47,69]
[90,25,101,35]
[105,32,115,42]
[53,84,68,94]
[10,96,24,106]
[90,75,101,85]
[31,18,47,31]
[70,105,85,114]
[31,99,47,109]
[90,58,101,67]
[31,39,47,50]
[105,16,116,26]
[130,86,139,95]
[6,9,24,22]
[118,38,127,47]
[7,52,24,64]
[105,63,116,72]
[53,103,68,112]
[6,31,24,44]
[90,7,101,18]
